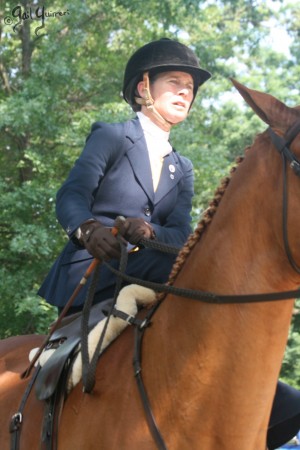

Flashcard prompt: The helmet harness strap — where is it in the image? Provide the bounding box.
[134,72,174,131]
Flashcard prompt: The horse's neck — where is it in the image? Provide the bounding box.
[194,143,297,294]
[142,144,296,449]
[170,142,296,367]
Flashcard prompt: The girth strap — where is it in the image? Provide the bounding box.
[40,360,70,450]
[112,307,148,327]
[10,366,41,450]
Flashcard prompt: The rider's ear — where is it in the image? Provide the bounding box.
[136,81,146,98]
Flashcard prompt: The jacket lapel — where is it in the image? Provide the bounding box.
[125,118,184,206]
[125,119,155,204]
[154,151,184,205]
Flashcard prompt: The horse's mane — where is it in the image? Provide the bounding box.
[165,154,245,290]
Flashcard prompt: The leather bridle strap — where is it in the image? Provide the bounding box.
[110,125,300,450]
[268,123,300,177]
[268,122,300,273]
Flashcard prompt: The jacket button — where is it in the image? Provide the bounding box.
[144,207,151,217]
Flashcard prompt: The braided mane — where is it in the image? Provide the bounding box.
[166,155,245,289]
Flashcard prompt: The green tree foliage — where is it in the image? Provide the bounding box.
[281,302,300,387]
[1,0,300,383]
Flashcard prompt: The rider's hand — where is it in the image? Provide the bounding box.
[80,221,121,260]
[118,218,155,245]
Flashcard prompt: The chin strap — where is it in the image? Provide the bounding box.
[134,72,173,131]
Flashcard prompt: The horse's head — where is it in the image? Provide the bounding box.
[232,79,300,278]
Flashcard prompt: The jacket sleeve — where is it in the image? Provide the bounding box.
[151,156,194,246]
[56,122,123,237]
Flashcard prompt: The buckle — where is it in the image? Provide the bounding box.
[9,412,22,432]
[291,160,300,176]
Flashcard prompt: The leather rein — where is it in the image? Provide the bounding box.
[106,122,300,304]
[10,124,300,450]
[109,122,300,450]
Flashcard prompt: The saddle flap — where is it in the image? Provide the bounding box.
[35,337,80,400]
[35,301,112,400]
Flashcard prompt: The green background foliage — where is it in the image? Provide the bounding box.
[1,0,300,385]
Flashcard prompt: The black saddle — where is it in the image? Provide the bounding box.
[35,300,113,401]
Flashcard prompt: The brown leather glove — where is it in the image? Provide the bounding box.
[80,221,121,260]
[118,218,155,245]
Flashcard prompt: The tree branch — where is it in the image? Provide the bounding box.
[0,63,12,95]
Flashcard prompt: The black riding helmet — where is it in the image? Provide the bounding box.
[123,38,211,110]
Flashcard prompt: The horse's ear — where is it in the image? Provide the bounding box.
[230,78,287,128]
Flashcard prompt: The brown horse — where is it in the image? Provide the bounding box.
[1,80,300,450]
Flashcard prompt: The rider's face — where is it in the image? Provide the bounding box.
[138,71,194,128]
